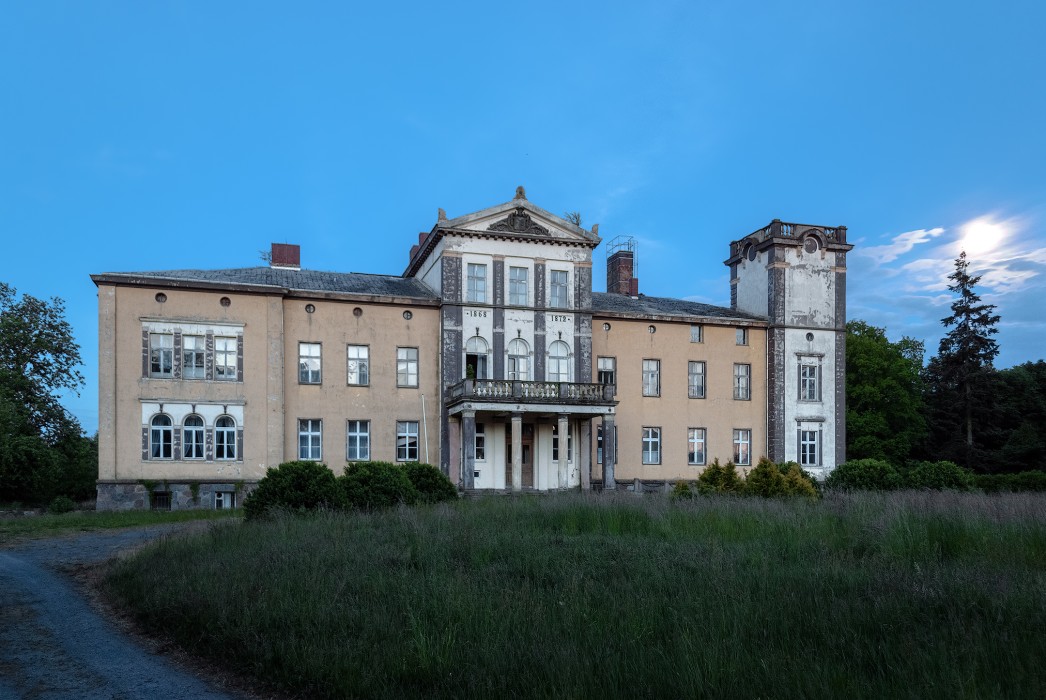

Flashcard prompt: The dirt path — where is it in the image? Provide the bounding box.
[0,523,242,700]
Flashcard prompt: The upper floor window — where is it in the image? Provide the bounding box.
[467,263,487,303]
[548,340,571,382]
[149,333,174,378]
[347,420,370,461]
[299,342,321,384]
[736,327,748,346]
[182,335,205,379]
[800,362,820,401]
[507,338,530,381]
[734,363,751,400]
[298,419,322,461]
[690,324,704,343]
[397,347,419,387]
[642,359,660,397]
[149,414,173,459]
[347,345,369,386]
[550,270,569,308]
[688,361,706,399]
[509,266,528,306]
[597,356,616,387]
[183,415,205,459]
[214,337,237,381]
[215,416,237,460]
[642,427,661,465]
[733,428,752,466]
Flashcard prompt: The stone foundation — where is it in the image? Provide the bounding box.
[96,481,257,511]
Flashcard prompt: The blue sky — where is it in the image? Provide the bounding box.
[3,1,1044,434]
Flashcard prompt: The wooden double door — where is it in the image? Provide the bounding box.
[505,423,535,488]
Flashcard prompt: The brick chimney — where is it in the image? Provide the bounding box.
[606,236,638,296]
[270,243,300,270]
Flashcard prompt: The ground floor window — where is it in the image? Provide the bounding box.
[733,429,751,466]
[642,427,661,465]
[347,420,370,461]
[475,423,485,461]
[688,428,706,465]
[552,423,572,461]
[150,415,173,459]
[215,416,237,460]
[397,421,419,461]
[799,428,821,467]
[183,415,205,459]
[150,491,172,511]
[214,491,236,509]
[299,419,322,461]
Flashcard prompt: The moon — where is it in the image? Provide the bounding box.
[961,218,1005,256]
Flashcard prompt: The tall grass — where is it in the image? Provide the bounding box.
[104,492,1046,699]
[0,508,241,543]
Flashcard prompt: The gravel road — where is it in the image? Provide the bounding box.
[0,523,242,700]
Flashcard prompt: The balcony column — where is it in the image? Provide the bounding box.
[557,413,569,489]
[511,412,522,491]
[602,415,616,490]
[579,417,592,491]
[462,410,476,490]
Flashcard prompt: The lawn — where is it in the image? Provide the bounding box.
[103,492,1046,699]
[0,507,241,543]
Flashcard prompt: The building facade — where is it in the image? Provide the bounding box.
[92,188,851,509]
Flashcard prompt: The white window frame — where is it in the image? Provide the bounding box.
[467,263,487,304]
[733,428,752,466]
[465,336,490,380]
[397,347,419,387]
[396,420,419,462]
[215,416,237,460]
[214,491,236,509]
[182,335,206,380]
[298,419,322,461]
[688,361,706,399]
[734,363,751,400]
[690,324,703,343]
[183,415,205,459]
[347,345,370,386]
[736,327,748,346]
[552,424,573,462]
[642,359,660,397]
[507,338,530,381]
[149,333,174,378]
[688,428,706,466]
[149,414,173,459]
[214,336,237,381]
[642,427,661,465]
[299,342,321,384]
[548,340,571,382]
[347,419,370,461]
[550,270,569,309]
[799,428,821,467]
[509,266,528,306]
[800,362,820,402]
[597,356,616,388]
[475,423,486,461]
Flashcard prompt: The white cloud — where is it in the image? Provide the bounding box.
[860,227,944,263]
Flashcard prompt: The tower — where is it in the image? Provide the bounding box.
[726,220,853,475]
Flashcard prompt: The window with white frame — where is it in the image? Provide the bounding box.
[347,420,370,461]
[397,421,419,461]
[183,415,205,459]
[688,361,706,399]
[597,356,616,387]
[347,345,369,386]
[548,340,571,382]
[149,334,174,378]
[475,423,485,461]
[688,428,707,465]
[799,428,821,467]
[550,270,569,308]
[397,347,419,387]
[734,363,751,400]
[465,336,489,380]
[215,416,237,460]
[214,491,236,509]
[214,337,237,381]
[509,266,528,306]
[299,342,321,384]
[800,362,820,402]
[733,429,751,466]
[507,338,530,380]
[690,324,703,343]
[150,414,173,459]
[552,423,572,461]
[642,359,660,397]
[736,327,748,346]
[298,419,322,460]
[182,335,205,379]
[642,427,661,465]
[467,263,487,303]
[596,426,603,464]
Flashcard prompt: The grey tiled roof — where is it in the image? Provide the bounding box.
[99,267,439,300]
[591,292,766,322]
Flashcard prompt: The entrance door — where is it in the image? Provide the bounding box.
[505,424,534,488]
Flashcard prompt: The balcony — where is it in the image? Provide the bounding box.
[446,379,616,407]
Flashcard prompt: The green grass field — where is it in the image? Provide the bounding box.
[104,492,1046,699]
[0,508,241,543]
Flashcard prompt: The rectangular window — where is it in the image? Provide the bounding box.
[214,491,236,509]
[509,266,528,306]
[800,429,820,467]
[736,327,748,345]
[397,347,419,387]
[642,427,661,465]
[467,263,487,303]
[688,361,706,399]
[298,419,322,461]
[182,335,205,379]
[688,428,707,465]
[597,356,616,387]
[800,363,820,401]
[734,363,751,400]
[642,359,660,397]
[690,324,703,343]
[299,342,321,384]
[550,270,569,308]
[733,429,752,466]
[214,337,237,381]
[183,421,205,459]
[596,426,603,464]
[347,420,370,461]
[150,491,172,511]
[397,421,419,461]
[552,424,573,462]
[149,333,174,378]
[475,423,485,461]
[347,345,369,386]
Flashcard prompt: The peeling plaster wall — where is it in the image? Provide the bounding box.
[735,250,769,317]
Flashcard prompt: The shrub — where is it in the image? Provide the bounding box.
[244,461,341,520]
[780,462,820,498]
[48,494,76,514]
[976,471,1046,493]
[401,462,458,503]
[826,459,902,491]
[671,480,694,500]
[745,458,787,498]
[697,459,743,495]
[339,461,418,511]
[902,460,975,491]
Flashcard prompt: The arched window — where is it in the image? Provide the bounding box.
[507,338,530,381]
[548,341,571,382]
[465,336,489,379]
[216,416,237,461]
[150,414,173,460]
[183,415,204,459]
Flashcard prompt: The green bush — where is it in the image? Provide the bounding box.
[697,459,743,494]
[902,460,975,491]
[339,461,418,511]
[780,462,820,498]
[671,480,694,500]
[826,459,903,491]
[400,462,458,503]
[47,494,76,514]
[243,461,342,520]
[745,458,786,497]
[976,471,1046,493]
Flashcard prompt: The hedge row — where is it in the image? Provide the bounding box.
[673,458,820,500]
[244,460,457,520]
[822,458,1046,492]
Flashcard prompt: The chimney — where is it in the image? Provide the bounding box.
[606,236,638,296]
[270,243,300,270]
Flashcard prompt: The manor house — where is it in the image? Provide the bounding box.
[92,187,852,509]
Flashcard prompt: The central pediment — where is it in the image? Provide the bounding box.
[486,207,551,236]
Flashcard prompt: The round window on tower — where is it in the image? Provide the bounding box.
[804,236,820,254]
